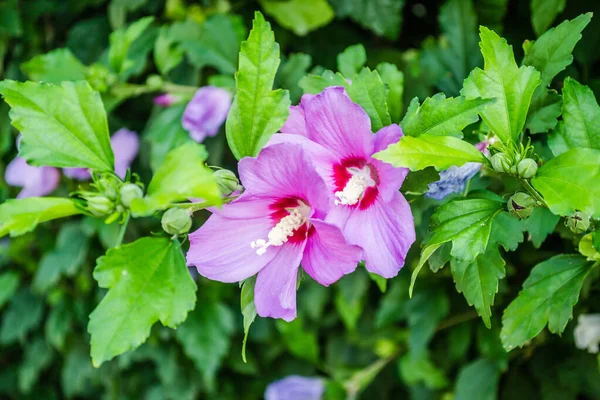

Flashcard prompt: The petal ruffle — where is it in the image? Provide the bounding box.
[254,241,305,321]
[372,124,408,201]
[301,219,362,286]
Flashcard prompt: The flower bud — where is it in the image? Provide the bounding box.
[517,158,538,179]
[491,153,512,173]
[86,195,115,217]
[161,208,192,236]
[97,175,122,200]
[507,192,536,219]
[146,74,163,89]
[119,183,144,208]
[214,169,243,197]
[566,211,590,234]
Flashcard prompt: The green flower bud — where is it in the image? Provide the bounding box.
[97,175,122,200]
[161,208,192,236]
[491,153,512,173]
[517,158,538,179]
[579,233,600,261]
[509,165,517,175]
[566,211,590,234]
[214,169,243,197]
[507,192,536,219]
[120,184,144,208]
[146,74,163,89]
[86,195,115,217]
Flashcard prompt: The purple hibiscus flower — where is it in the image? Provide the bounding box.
[186,143,362,321]
[270,86,416,279]
[425,141,489,200]
[182,86,232,143]
[5,156,60,198]
[63,128,139,180]
[265,376,325,400]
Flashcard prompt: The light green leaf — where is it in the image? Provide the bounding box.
[0,289,43,344]
[276,318,320,364]
[557,77,600,150]
[0,271,19,309]
[130,142,221,216]
[0,197,82,238]
[524,207,560,248]
[454,358,501,400]
[299,70,349,95]
[225,12,291,160]
[337,44,367,78]
[346,68,391,132]
[18,337,53,394]
[501,254,594,350]
[461,27,541,144]
[531,148,600,218]
[176,301,235,391]
[260,0,334,36]
[89,237,196,366]
[276,53,312,103]
[108,16,154,75]
[525,90,562,134]
[0,80,114,170]
[547,123,570,156]
[329,0,404,40]
[451,247,506,328]
[376,62,404,123]
[21,48,87,83]
[531,0,567,37]
[374,134,485,172]
[154,25,184,75]
[475,0,508,34]
[399,94,491,138]
[334,269,369,330]
[240,276,257,363]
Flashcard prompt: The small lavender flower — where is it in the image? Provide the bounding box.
[265,376,324,400]
[182,86,232,143]
[574,314,600,353]
[5,156,60,198]
[153,93,178,107]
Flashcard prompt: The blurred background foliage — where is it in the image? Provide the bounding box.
[1,0,600,399]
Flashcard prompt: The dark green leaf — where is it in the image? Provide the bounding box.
[490,212,525,251]
[277,53,312,103]
[108,16,154,76]
[0,289,43,344]
[276,318,320,364]
[18,337,53,393]
[531,0,567,37]
[240,276,257,363]
[524,207,560,248]
[454,358,501,400]
[144,104,191,172]
[329,0,404,40]
[0,271,19,309]
[556,77,600,150]
[334,269,369,330]
[401,168,440,195]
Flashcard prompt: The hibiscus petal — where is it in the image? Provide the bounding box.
[5,157,31,186]
[182,86,232,143]
[327,192,415,278]
[111,128,139,179]
[63,167,91,180]
[239,143,329,215]
[302,86,374,159]
[372,124,408,201]
[302,219,362,286]
[187,213,276,283]
[209,193,273,219]
[6,157,60,198]
[254,241,305,321]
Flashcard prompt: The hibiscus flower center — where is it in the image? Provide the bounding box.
[251,199,311,255]
[333,158,379,209]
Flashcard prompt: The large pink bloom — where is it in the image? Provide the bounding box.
[270,86,416,278]
[186,143,362,321]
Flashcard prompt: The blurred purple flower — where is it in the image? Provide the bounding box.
[265,376,325,400]
[5,156,60,198]
[186,143,362,321]
[271,86,415,279]
[182,86,232,143]
[62,128,139,180]
[153,93,178,107]
[425,141,489,200]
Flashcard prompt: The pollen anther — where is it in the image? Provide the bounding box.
[251,206,308,255]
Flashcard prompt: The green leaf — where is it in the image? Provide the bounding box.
[490,211,525,251]
[407,286,450,356]
[461,27,541,144]
[108,16,154,75]
[143,103,191,172]
[376,62,404,123]
[276,318,320,364]
[593,231,600,253]
[399,94,491,137]
[276,52,312,103]
[501,254,594,350]
[225,12,291,160]
[259,0,334,36]
[525,90,562,134]
[556,78,600,150]
[61,345,97,398]
[475,0,508,34]
[329,0,404,40]
[154,25,184,75]
[401,167,440,195]
[130,142,221,216]
[374,134,485,172]
[45,300,72,351]
[18,337,53,394]
[240,276,257,363]
[334,269,369,330]
[21,48,87,83]
[531,0,567,37]
[399,353,449,389]
[531,148,600,218]
[176,301,235,391]
[337,44,367,78]
[524,207,560,248]
[0,271,19,309]
[89,237,196,366]
[0,289,43,344]
[454,358,501,400]
[0,80,114,170]
[299,70,349,95]
[451,247,506,328]
[346,68,391,132]
[0,197,82,238]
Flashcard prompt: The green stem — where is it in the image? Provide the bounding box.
[519,178,547,207]
[160,82,199,94]
[343,350,402,399]
[115,213,131,247]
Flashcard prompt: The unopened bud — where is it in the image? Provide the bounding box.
[566,211,590,234]
[146,75,163,89]
[97,175,121,200]
[119,184,144,208]
[507,192,536,219]
[517,158,538,179]
[161,208,192,236]
[86,196,115,217]
[214,169,243,197]
[491,153,512,173]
